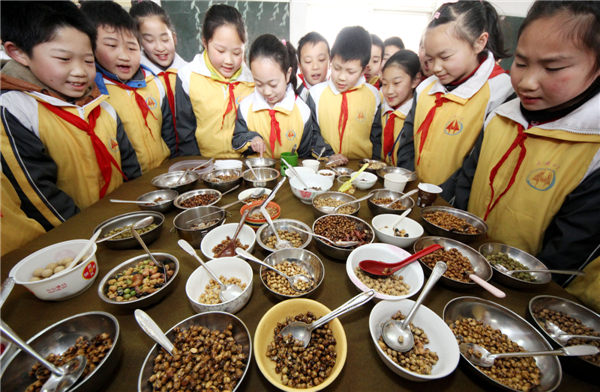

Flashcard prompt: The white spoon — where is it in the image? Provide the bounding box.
[134,309,175,356]
[53,230,101,277]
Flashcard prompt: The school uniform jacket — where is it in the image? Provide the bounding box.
[297,74,313,102]
[232,84,334,159]
[381,98,413,166]
[306,76,382,159]
[396,52,513,185]
[176,53,254,158]
[442,95,600,286]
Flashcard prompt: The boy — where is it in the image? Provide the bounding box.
[81,1,177,174]
[297,32,330,102]
[382,36,405,67]
[307,26,382,159]
[0,1,141,236]
[364,34,383,88]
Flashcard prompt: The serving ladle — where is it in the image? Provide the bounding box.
[495,264,585,277]
[359,244,443,276]
[0,320,87,392]
[110,199,157,206]
[96,216,154,243]
[541,319,600,345]
[131,228,170,283]
[134,309,175,356]
[288,226,359,248]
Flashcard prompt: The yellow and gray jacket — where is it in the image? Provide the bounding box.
[306,76,382,159]
[232,84,334,159]
[381,97,413,166]
[296,74,313,102]
[141,52,188,99]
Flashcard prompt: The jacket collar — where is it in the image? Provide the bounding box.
[188,52,253,83]
[251,84,296,113]
[140,52,188,74]
[328,76,366,95]
[95,63,149,88]
[382,97,413,117]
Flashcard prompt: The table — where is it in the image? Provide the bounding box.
[1,158,597,392]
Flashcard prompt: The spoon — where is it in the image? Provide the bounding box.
[248,177,286,216]
[338,163,369,193]
[110,199,157,206]
[247,161,259,180]
[215,209,250,258]
[326,158,344,168]
[280,289,376,348]
[178,239,244,302]
[0,277,15,308]
[0,319,87,392]
[280,159,311,190]
[96,216,154,243]
[495,264,585,276]
[134,309,175,356]
[131,228,170,283]
[235,248,313,293]
[459,342,599,368]
[464,271,506,298]
[332,190,378,213]
[390,208,412,236]
[541,319,600,345]
[381,261,447,352]
[186,189,265,225]
[174,158,215,185]
[288,226,359,248]
[359,244,443,276]
[261,205,293,250]
[291,143,297,156]
[54,230,101,277]
[316,146,326,161]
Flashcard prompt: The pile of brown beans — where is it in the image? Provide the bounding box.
[262,261,314,295]
[372,197,407,210]
[249,206,278,220]
[420,249,474,282]
[313,197,357,214]
[198,276,247,304]
[354,267,410,296]
[212,237,249,258]
[209,174,240,182]
[313,215,372,246]
[180,194,218,208]
[424,211,479,234]
[264,230,305,250]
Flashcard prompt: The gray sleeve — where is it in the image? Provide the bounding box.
[175,76,200,156]
[160,92,177,158]
[370,103,383,160]
[297,109,334,159]
[232,106,261,156]
[396,97,417,170]
[116,114,142,180]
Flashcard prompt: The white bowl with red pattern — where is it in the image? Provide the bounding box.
[289,173,334,204]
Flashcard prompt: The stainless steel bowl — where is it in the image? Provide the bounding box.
[444,297,562,392]
[173,206,227,248]
[311,191,360,218]
[94,211,164,250]
[312,214,375,260]
[414,236,492,289]
[136,190,178,213]
[367,189,416,216]
[377,166,417,182]
[256,219,312,252]
[203,169,243,192]
[358,158,388,174]
[420,206,488,243]
[479,243,551,289]
[242,168,280,189]
[1,311,121,392]
[173,189,222,210]
[260,248,325,300]
[244,157,277,169]
[328,166,354,177]
[151,171,199,193]
[97,253,179,308]
[138,312,252,392]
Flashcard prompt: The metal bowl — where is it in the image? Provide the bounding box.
[173,189,222,210]
[358,158,388,174]
[311,191,360,218]
[151,171,199,193]
[479,243,551,289]
[312,214,375,260]
[414,236,493,289]
[256,219,313,252]
[244,157,277,169]
[367,189,416,216]
[94,211,164,250]
[138,312,252,392]
[377,166,417,182]
[328,166,354,177]
[444,297,562,392]
[242,168,280,189]
[1,312,121,392]
[97,253,179,309]
[203,169,243,192]
[168,159,214,175]
[420,206,488,243]
[173,206,227,248]
[136,189,178,213]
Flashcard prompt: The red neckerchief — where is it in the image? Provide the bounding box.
[215,80,241,129]
[338,89,356,153]
[158,71,178,153]
[383,111,398,165]
[39,102,127,198]
[298,74,309,89]
[268,109,282,157]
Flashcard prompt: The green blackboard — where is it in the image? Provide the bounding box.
[499,15,524,71]
[162,0,290,62]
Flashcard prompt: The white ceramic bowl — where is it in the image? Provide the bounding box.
[289,173,333,204]
[286,167,315,180]
[237,188,272,203]
[354,172,378,190]
[372,215,424,249]
[9,240,99,301]
[185,257,253,314]
[317,169,337,178]
[200,223,256,260]
[346,243,424,301]
[369,299,460,381]
[214,160,243,170]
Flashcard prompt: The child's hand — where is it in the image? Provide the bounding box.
[329,154,348,165]
[250,137,266,157]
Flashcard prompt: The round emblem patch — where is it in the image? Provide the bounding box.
[286,130,296,140]
[526,169,556,191]
[444,119,463,135]
[145,96,158,110]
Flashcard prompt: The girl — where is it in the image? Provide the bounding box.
[231,34,345,164]
[380,50,421,166]
[440,1,600,306]
[365,34,384,89]
[396,0,513,185]
[176,4,254,158]
[130,1,188,153]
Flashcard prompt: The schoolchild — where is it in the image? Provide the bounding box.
[81,1,176,174]
[365,34,383,88]
[176,4,254,158]
[0,1,141,234]
[382,36,405,67]
[296,32,330,102]
[306,26,382,160]
[380,50,421,166]
[396,0,513,185]
[418,34,433,79]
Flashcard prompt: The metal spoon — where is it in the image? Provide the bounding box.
[247,161,259,180]
[495,264,585,277]
[0,319,87,392]
[459,342,599,368]
[332,191,378,213]
[0,277,15,308]
[215,209,250,258]
[174,158,215,185]
[261,205,292,250]
[134,309,175,356]
[96,216,154,243]
[235,248,313,293]
[178,239,243,302]
[110,199,157,206]
[541,319,600,345]
[316,146,326,161]
[381,261,447,352]
[290,143,297,156]
[288,226,359,248]
[359,244,443,276]
[131,228,170,283]
[248,177,286,216]
[186,189,265,225]
[280,159,311,190]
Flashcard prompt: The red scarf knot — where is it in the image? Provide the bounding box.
[415,92,449,165]
[268,109,282,157]
[383,112,398,165]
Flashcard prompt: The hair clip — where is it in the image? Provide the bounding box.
[281,39,287,45]
[434,12,441,19]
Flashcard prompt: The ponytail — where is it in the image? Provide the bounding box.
[284,41,299,94]
[481,1,509,60]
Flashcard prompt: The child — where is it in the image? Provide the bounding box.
[81,1,176,174]
[130,0,188,154]
[176,4,254,158]
[365,34,383,88]
[382,36,405,67]
[296,32,330,102]
[380,50,421,166]
[396,0,513,185]
[232,34,343,163]
[0,1,141,233]
[440,1,600,295]
[306,26,382,160]
[418,33,433,79]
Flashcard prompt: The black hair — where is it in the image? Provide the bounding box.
[519,1,600,71]
[202,4,247,47]
[371,34,384,56]
[427,0,509,60]
[297,31,330,60]
[330,26,371,68]
[1,1,96,57]
[249,34,298,94]
[130,0,176,35]
[381,50,421,81]
[384,36,405,51]
[80,1,138,39]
